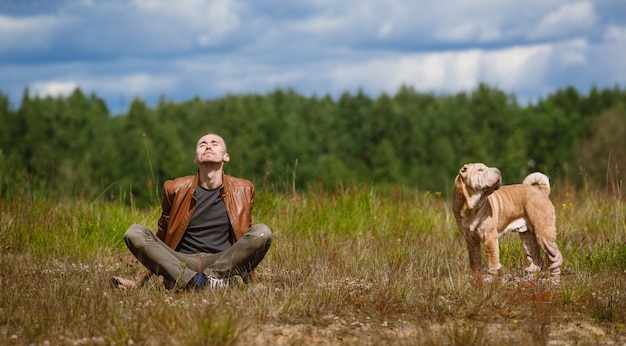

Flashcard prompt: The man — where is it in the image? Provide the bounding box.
[112,133,272,290]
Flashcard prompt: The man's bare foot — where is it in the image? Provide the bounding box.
[111,276,141,289]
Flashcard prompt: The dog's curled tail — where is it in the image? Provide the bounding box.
[522,172,550,196]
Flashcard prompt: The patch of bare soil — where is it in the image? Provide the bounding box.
[239,317,626,345]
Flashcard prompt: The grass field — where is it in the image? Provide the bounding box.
[1,182,625,345]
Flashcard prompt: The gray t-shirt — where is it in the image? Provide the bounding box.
[175,185,233,254]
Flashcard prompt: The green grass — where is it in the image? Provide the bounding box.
[1,183,625,345]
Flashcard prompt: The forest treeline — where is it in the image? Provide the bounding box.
[1,83,625,205]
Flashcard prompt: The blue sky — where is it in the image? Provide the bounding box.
[1,0,625,114]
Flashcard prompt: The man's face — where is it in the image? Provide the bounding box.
[194,134,230,165]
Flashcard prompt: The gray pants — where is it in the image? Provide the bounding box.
[124,223,272,289]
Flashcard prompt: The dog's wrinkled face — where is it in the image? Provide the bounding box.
[459,163,502,193]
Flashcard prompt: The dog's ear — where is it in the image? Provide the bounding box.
[459,177,471,203]
[456,165,468,186]
[455,174,471,202]
[458,174,483,210]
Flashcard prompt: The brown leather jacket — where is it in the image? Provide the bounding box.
[155,172,255,249]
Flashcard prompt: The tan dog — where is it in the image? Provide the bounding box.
[452,163,563,281]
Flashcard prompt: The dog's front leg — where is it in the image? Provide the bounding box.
[465,236,483,273]
[483,230,502,274]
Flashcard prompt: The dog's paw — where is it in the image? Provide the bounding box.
[525,263,541,273]
[482,274,495,283]
[487,265,502,275]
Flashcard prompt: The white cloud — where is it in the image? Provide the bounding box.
[293,15,346,34]
[92,73,177,96]
[130,0,162,10]
[482,45,552,89]
[556,39,588,66]
[128,0,241,37]
[376,22,393,39]
[27,70,176,102]
[31,81,78,98]
[434,22,503,42]
[328,44,554,95]
[0,0,243,57]
[0,14,73,52]
[604,25,626,44]
[530,1,596,39]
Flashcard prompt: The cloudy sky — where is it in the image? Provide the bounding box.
[1,0,625,114]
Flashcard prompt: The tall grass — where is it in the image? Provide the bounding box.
[1,182,625,345]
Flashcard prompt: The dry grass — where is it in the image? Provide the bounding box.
[1,183,625,345]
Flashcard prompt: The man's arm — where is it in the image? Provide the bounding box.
[156,182,173,241]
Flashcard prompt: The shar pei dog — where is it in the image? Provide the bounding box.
[452,163,563,282]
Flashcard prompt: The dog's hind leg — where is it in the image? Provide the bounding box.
[540,237,563,278]
[534,224,563,281]
[518,229,542,273]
